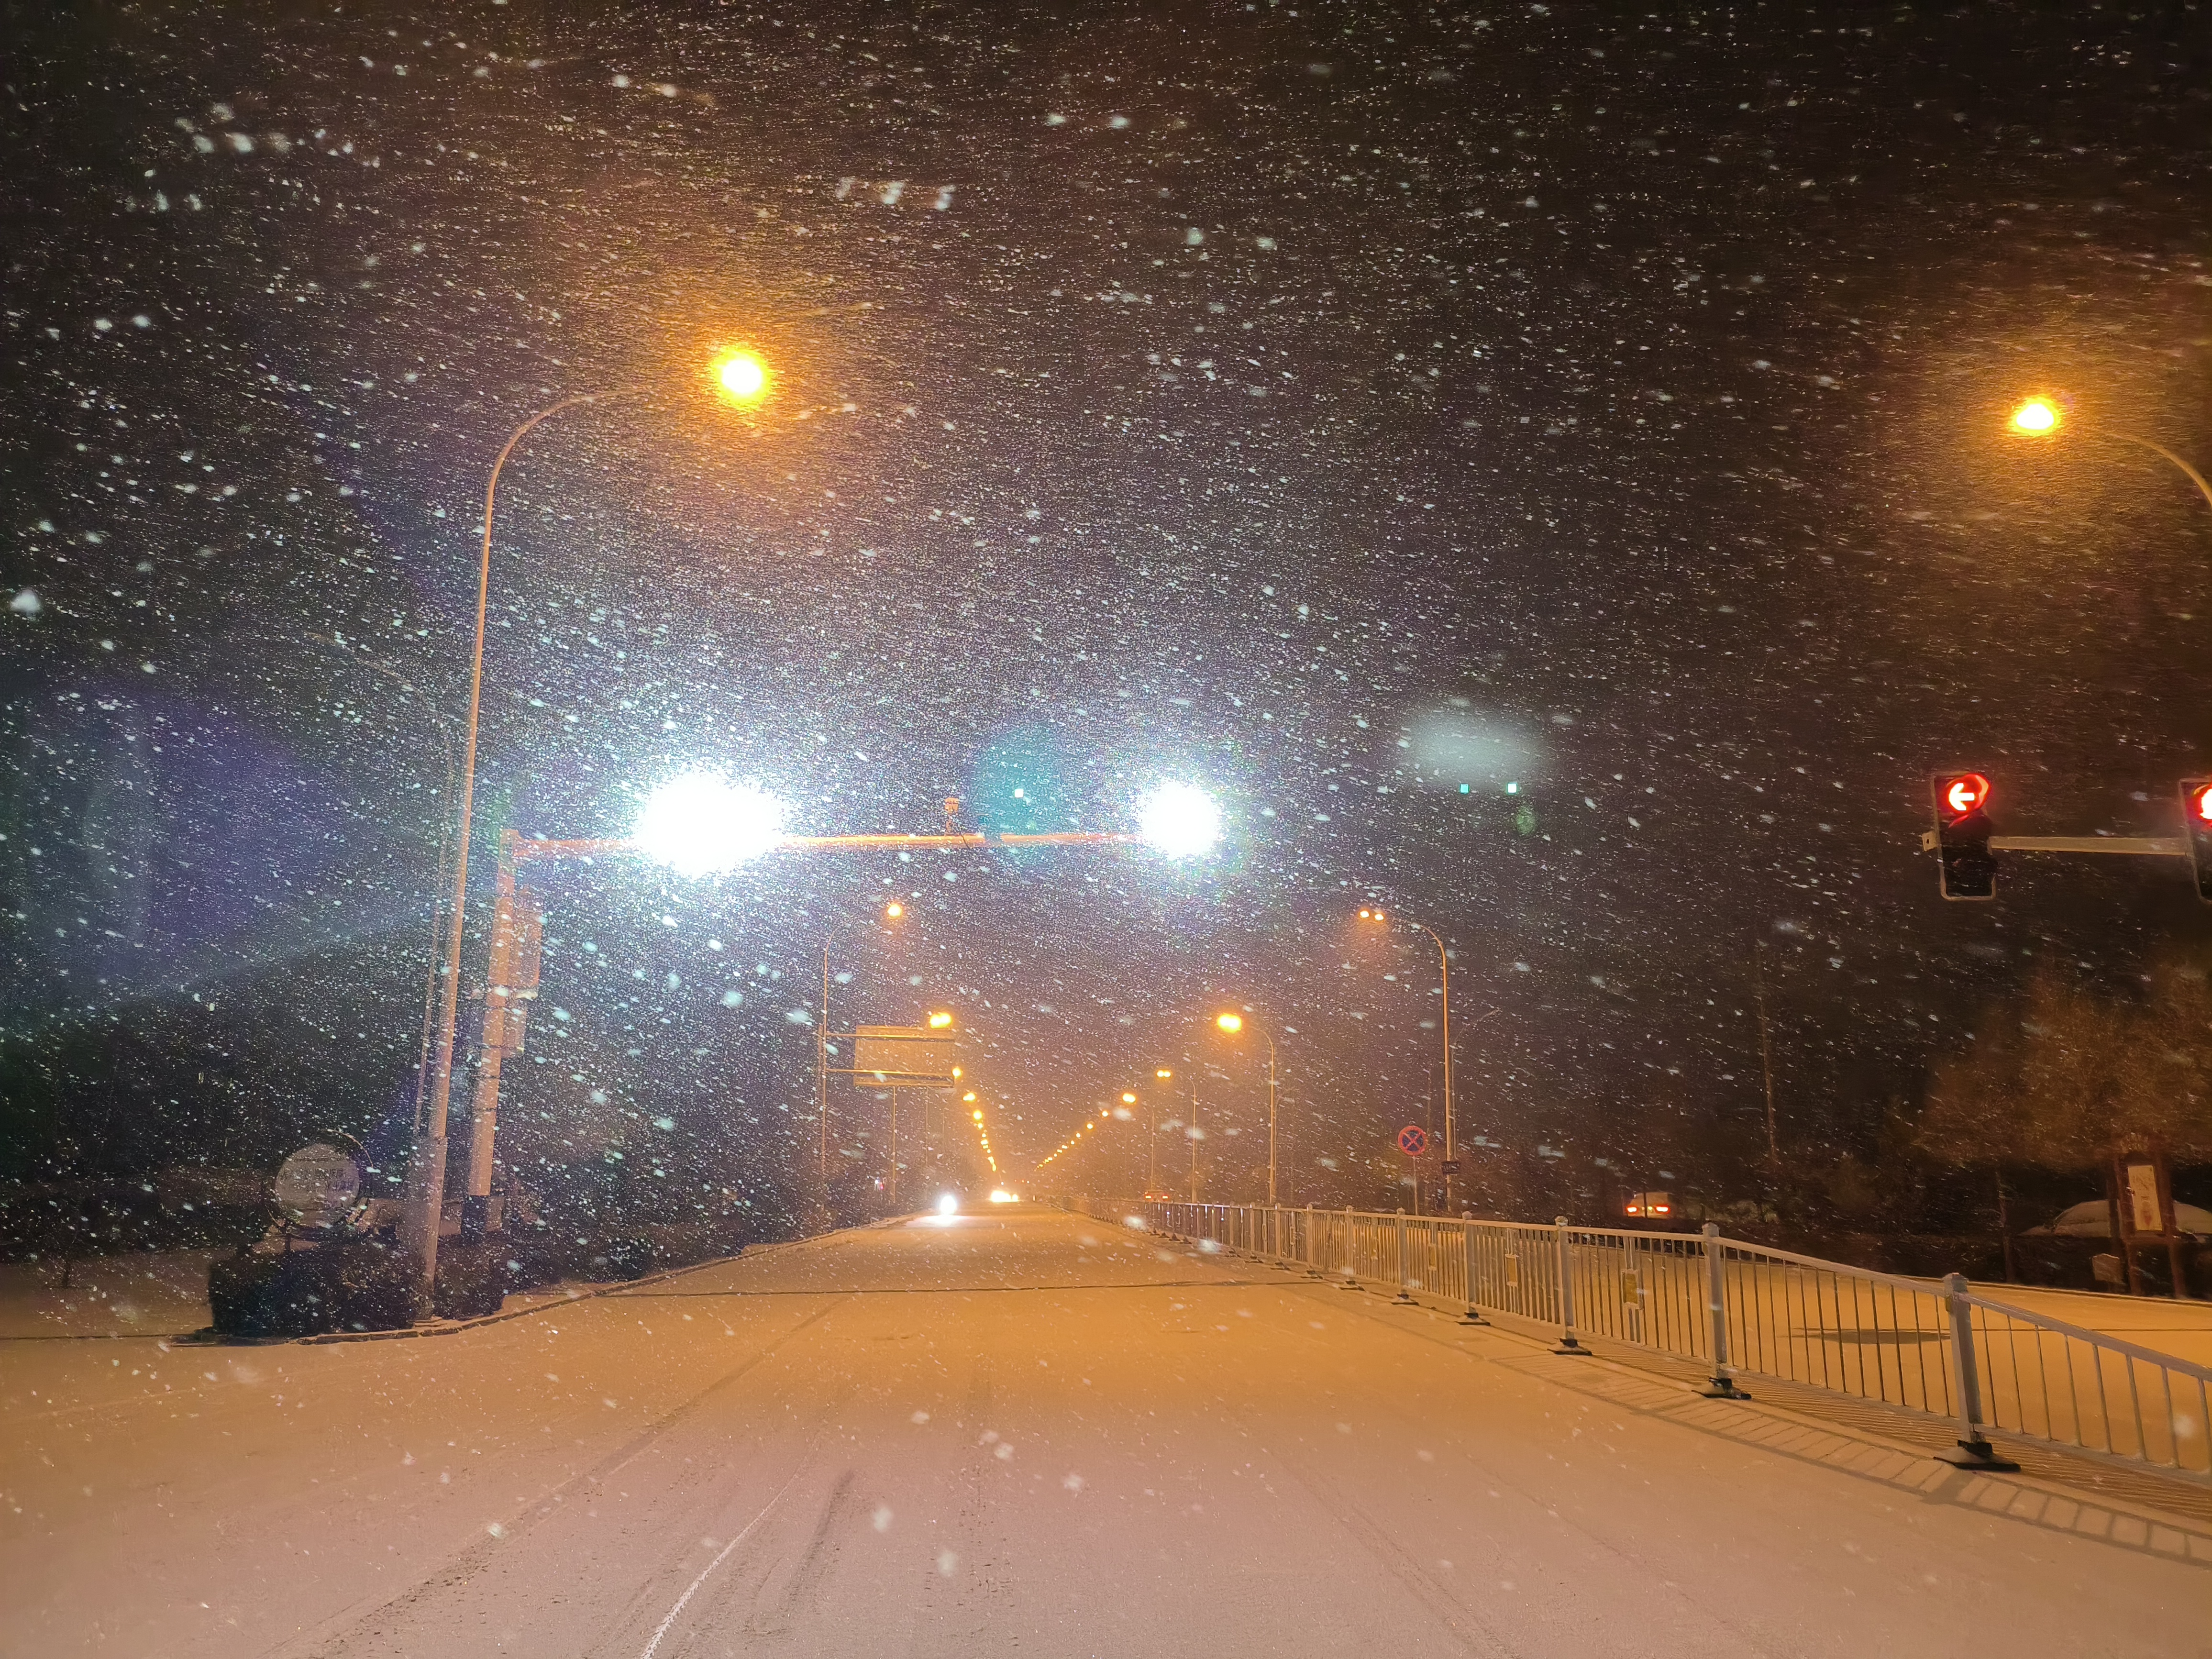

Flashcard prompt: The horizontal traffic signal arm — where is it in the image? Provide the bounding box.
[1919,772,2209,905]
[509,831,1140,863]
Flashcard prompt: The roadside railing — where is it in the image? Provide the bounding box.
[1071,1198,2212,1483]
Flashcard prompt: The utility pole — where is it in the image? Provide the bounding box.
[1146,1068,1172,1196]
[1754,942,1780,1180]
[818,942,830,1225]
[1187,1072,1200,1202]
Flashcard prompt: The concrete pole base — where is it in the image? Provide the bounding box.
[1698,1376,1752,1400]
[1553,1335,1593,1357]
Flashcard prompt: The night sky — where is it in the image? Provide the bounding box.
[4,1,2209,1220]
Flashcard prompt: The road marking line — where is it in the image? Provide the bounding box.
[638,1469,803,1659]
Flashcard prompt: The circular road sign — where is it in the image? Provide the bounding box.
[273,1141,362,1228]
[1397,1124,1430,1159]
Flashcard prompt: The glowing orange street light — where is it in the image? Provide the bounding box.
[1212,1010,1278,1206]
[929,1010,954,1029]
[713,349,770,404]
[2002,393,2212,516]
[405,343,788,1310]
[885,900,903,920]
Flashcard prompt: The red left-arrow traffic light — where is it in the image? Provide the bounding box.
[1939,773,1990,818]
[2181,780,2212,903]
[1932,772,1996,900]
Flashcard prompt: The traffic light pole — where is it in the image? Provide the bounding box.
[1924,771,2212,902]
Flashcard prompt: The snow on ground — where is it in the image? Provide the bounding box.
[3,1209,2207,1658]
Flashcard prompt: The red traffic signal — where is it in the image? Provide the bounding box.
[1938,772,1991,821]
[1930,771,1996,900]
[2182,780,2212,904]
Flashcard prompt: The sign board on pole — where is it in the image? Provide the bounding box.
[273,1142,361,1229]
[852,1025,958,1081]
[2124,1159,2164,1235]
[1396,1124,1429,1159]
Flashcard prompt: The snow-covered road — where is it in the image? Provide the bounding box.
[3,1206,2205,1657]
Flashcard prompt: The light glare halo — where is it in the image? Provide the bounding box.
[1138,781,1222,858]
[715,351,769,402]
[634,773,787,876]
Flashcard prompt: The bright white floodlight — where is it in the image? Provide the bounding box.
[1138,781,1222,858]
[936,1191,960,1217]
[634,773,787,877]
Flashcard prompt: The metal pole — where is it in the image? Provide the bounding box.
[2106,429,2212,515]
[1187,1073,1199,1202]
[400,389,624,1317]
[1265,1029,1278,1209]
[1934,1272,2018,1469]
[1754,942,1779,1180]
[406,715,457,1140]
[1423,924,1452,1215]
[818,941,830,1225]
[1553,1216,1590,1355]
[1698,1223,1748,1398]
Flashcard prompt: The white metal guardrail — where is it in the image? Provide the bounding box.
[1072,1198,2212,1483]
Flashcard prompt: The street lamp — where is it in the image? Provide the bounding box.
[2005,394,2212,516]
[400,351,781,1311]
[1360,906,1458,1213]
[1141,1069,1173,1197]
[713,350,770,404]
[634,773,789,876]
[1213,1010,1279,1207]
[1137,782,1223,858]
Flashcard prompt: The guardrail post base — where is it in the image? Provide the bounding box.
[1392,1284,1416,1305]
[1934,1435,2019,1472]
[1552,1217,1591,1354]
[1934,1271,2020,1472]
[1698,1373,1751,1400]
[1459,1305,1490,1326]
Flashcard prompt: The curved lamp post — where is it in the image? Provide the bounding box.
[399,352,772,1312]
[2007,396,2212,516]
[1360,907,1456,1212]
